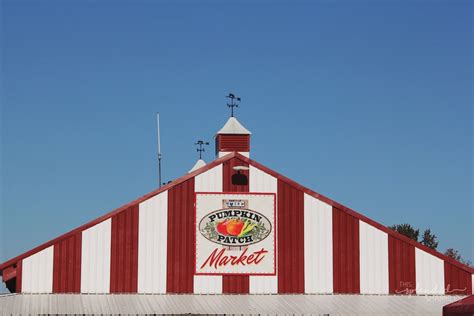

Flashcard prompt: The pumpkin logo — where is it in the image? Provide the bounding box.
[199,206,272,247]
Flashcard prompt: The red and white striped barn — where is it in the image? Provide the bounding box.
[1,116,473,296]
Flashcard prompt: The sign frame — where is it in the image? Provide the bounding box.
[194,192,277,276]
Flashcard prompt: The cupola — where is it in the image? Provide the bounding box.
[188,159,206,173]
[189,140,209,172]
[215,116,251,158]
[215,92,251,158]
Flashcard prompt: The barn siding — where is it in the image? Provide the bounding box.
[219,151,250,158]
[304,194,333,294]
[333,207,360,294]
[222,157,249,193]
[16,261,23,293]
[138,191,168,293]
[388,236,416,294]
[3,153,473,296]
[277,180,305,293]
[415,248,444,295]
[166,178,195,293]
[194,165,223,294]
[53,232,81,293]
[249,165,278,294]
[110,205,139,293]
[444,261,472,295]
[222,157,250,294]
[22,246,54,293]
[222,275,250,294]
[81,219,111,293]
[359,222,389,294]
[193,275,223,294]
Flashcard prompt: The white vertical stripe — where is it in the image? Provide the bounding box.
[359,221,389,294]
[21,246,54,293]
[415,248,445,295]
[218,151,249,158]
[138,191,168,293]
[249,274,278,295]
[249,165,278,294]
[80,219,111,293]
[193,275,223,294]
[195,164,223,192]
[304,194,333,294]
[194,164,223,294]
[249,166,277,193]
[472,274,474,294]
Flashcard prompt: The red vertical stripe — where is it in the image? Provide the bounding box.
[333,207,360,294]
[277,180,304,293]
[222,157,250,293]
[222,275,250,293]
[388,235,416,294]
[167,178,195,293]
[110,204,139,293]
[52,232,82,293]
[444,261,472,295]
[16,260,22,293]
[222,157,249,192]
[2,264,19,293]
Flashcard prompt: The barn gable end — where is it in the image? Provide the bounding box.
[1,151,472,295]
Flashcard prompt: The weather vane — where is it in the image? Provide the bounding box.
[195,140,209,159]
[226,92,241,117]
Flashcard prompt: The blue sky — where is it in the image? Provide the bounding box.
[1,1,472,293]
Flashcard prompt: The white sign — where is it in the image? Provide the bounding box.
[195,193,276,275]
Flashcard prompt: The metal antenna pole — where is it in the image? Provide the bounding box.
[156,113,162,187]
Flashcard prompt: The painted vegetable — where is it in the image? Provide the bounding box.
[238,222,256,237]
[225,219,245,236]
[216,220,229,235]
[215,219,257,237]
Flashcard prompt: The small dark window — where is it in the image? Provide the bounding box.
[232,173,248,186]
[5,278,17,293]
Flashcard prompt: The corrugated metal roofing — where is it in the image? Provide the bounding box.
[443,295,474,316]
[0,293,463,315]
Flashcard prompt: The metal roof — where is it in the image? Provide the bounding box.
[443,295,474,315]
[0,293,463,315]
[216,117,252,135]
